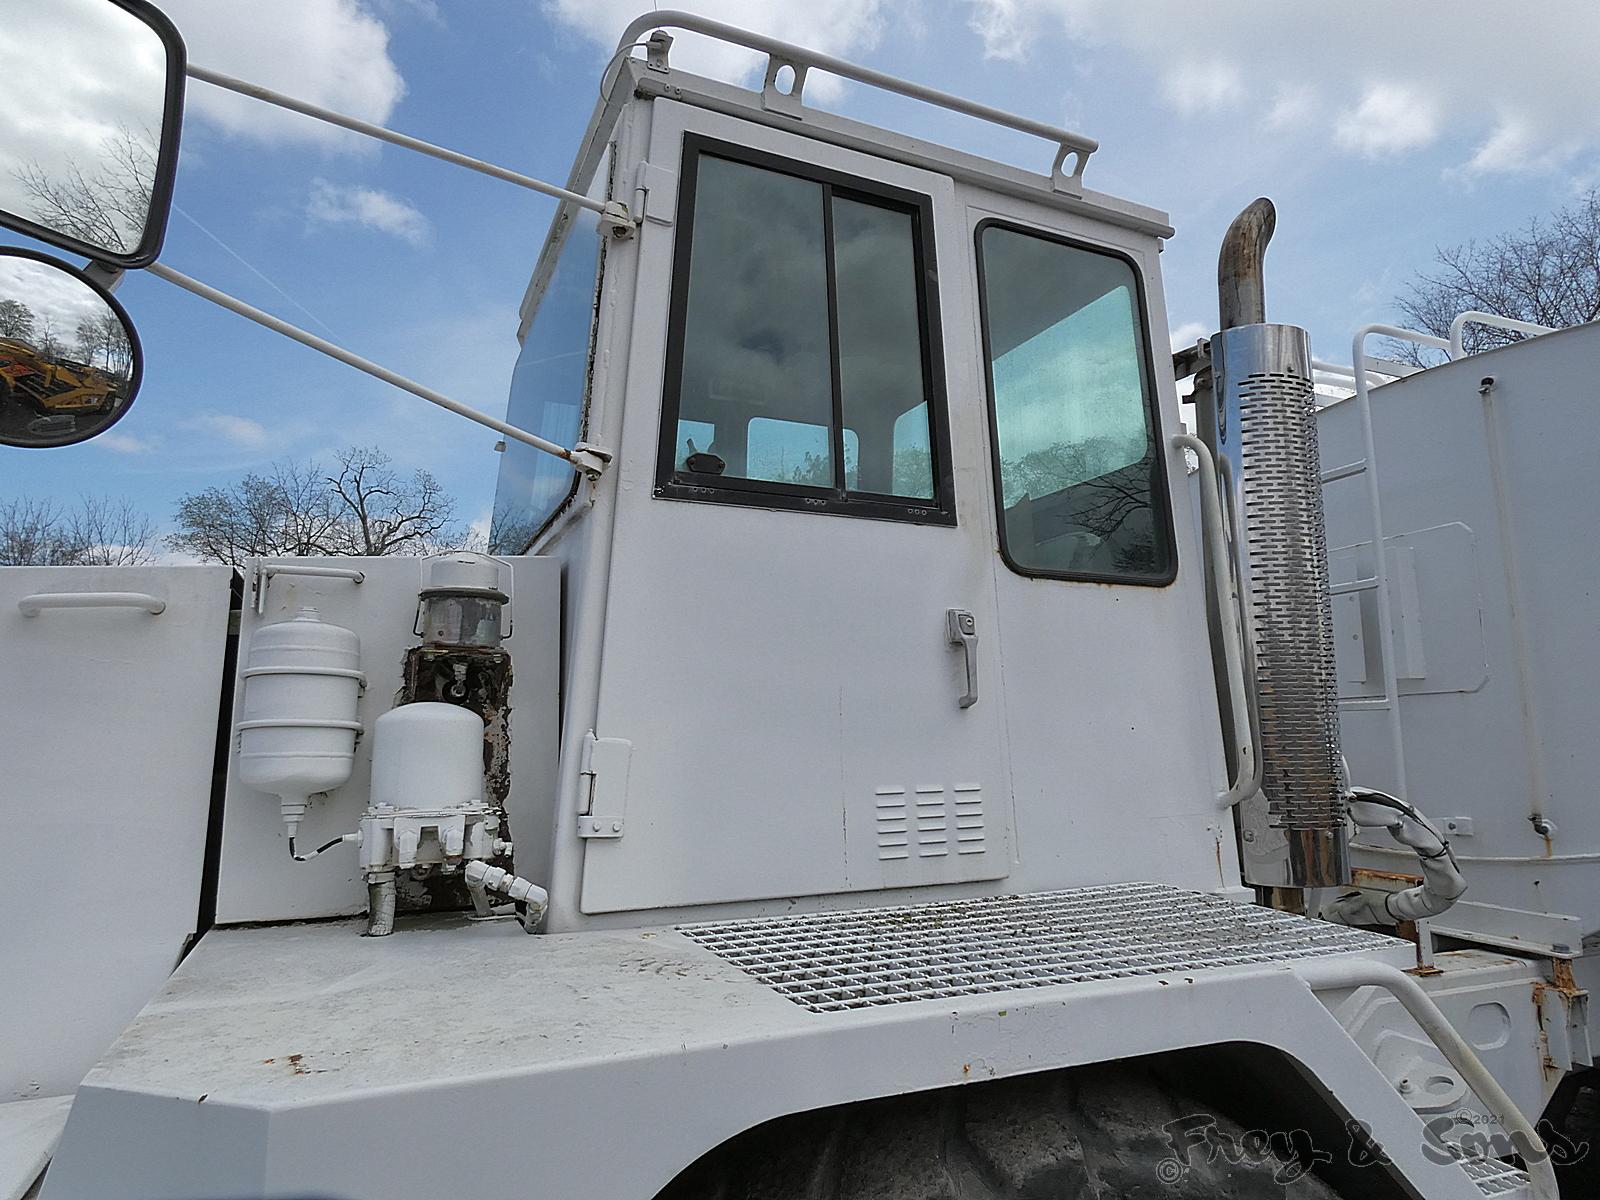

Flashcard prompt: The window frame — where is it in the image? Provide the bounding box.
[973,217,1178,587]
[654,134,956,527]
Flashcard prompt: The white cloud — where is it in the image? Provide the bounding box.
[1265,85,1315,132]
[158,0,405,150]
[1162,62,1242,116]
[962,0,1600,177]
[183,413,274,448]
[545,0,893,102]
[307,180,431,245]
[1334,85,1439,159]
[97,433,157,454]
[1169,321,1209,352]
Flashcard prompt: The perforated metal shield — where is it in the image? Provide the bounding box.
[1211,324,1349,888]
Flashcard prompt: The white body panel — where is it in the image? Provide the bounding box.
[1320,323,1600,949]
[38,905,1502,1200]
[0,566,232,1100]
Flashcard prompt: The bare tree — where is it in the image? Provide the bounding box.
[0,299,36,340]
[168,459,342,566]
[0,495,157,565]
[14,125,157,254]
[73,311,133,377]
[65,495,159,565]
[35,311,59,358]
[168,446,465,566]
[1395,188,1600,362]
[0,498,75,565]
[327,446,455,555]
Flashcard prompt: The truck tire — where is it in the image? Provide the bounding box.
[660,1061,1345,1199]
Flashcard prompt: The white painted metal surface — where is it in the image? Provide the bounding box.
[0,1096,73,1200]
[1,566,233,1100]
[539,94,1239,925]
[574,101,1017,915]
[1321,322,1600,946]
[212,556,560,923]
[44,895,1507,1200]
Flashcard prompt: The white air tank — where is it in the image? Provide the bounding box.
[236,607,363,835]
[368,702,485,812]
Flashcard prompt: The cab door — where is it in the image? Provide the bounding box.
[962,197,1230,892]
[579,101,1011,914]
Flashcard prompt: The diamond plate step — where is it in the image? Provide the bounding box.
[1459,1155,1533,1197]
[679,881,1397,1013]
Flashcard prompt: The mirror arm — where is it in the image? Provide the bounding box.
[144,262,613,479]
[82,263,126,294]
[185,65,637,236]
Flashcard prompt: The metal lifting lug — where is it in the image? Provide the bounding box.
[600,199,637,238]
[568,442,615,479]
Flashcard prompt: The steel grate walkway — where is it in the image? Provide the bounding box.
[678,882,1396,1013]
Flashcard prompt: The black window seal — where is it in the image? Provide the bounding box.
[973,216,1179,587]
[654,133,956,528]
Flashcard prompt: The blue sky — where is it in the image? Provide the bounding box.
[5,0,1597,545]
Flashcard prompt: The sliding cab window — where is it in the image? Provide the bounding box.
[656,137,953,524]
[976,223,1175,583]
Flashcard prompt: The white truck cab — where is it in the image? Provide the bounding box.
[1,8,1588,1200]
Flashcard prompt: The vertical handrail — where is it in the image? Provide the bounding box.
[1173,434,1261,809]
[1348,324,1449,799]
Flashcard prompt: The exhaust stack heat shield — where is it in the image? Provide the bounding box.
[1208,323,1349,889]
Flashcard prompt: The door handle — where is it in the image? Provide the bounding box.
[946,608,978,709]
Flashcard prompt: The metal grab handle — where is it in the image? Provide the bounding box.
[1171,434,1260,809]
[251,561,365,614]
[946,609,978,709]
[18,591,166,616]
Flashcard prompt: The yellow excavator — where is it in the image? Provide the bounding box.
[0,334,128,418]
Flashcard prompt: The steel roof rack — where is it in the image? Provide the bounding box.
[612,10,1100,196]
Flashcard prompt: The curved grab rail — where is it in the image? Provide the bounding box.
[1172,434,1261,809]
[613,10,1099,194]
[18,591,166,616]
[1292,958,1557,1200]
[1448,310,1554,359]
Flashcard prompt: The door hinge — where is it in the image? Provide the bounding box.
[632,160,678,226]
[578,730,632,839]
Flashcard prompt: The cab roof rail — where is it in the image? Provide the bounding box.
[612,10,1100,196]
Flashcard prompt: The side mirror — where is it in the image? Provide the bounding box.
[0,0,186,269]
[0,248,142,448]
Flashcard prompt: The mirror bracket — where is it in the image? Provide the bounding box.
[82,263,127,294]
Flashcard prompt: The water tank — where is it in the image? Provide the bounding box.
[236,607,363,833]
[369,702,485,812]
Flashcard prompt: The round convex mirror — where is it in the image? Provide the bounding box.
[0,248,142,448]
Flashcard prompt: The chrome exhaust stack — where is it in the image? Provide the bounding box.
[1198,200,1350,890]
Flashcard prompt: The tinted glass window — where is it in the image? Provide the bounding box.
[673,156,833,484]
[978,225,1172,581]
[491,164,608,553]
[658,140,950,524]
[834,198,933,499]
